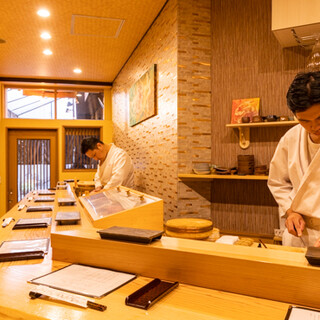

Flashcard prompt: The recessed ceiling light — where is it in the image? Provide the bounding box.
[76,93,82,97]
[73,68,82,74]
[41,32,51,40]
[37,9,50,17]
[43,49,52,55]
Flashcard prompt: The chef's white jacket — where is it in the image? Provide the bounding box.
[268,124,320,247]
[95,143,134,190]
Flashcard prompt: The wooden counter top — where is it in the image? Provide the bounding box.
[0,185,312,319]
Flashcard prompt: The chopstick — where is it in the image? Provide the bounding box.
[259,239,267,248]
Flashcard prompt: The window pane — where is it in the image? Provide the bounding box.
[57,91,104,120]
[65,127,100,170]
[17,139,51,201]
[6,88,55,119]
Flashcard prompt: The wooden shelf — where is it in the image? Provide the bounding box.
[226,120,298,149]
[178,174,268,181]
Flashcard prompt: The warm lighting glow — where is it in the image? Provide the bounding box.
[43,49,52,55]
[40,32,51,40]
[37,9,50,17]
[76,93,82,97]
[73,68,82,74]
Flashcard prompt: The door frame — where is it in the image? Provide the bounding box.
[7,129,58,210]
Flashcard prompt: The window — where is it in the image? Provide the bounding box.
[5,87,104,120]
[64,127,100,170]
[6,88,55,119]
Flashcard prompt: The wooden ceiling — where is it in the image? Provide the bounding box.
[0,0,167,83]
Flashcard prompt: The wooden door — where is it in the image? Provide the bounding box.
[7,129,58,210]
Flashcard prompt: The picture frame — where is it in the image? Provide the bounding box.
[230,98,260,124]
[129,64,156,126]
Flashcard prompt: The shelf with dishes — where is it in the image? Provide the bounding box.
[226,120,298,149]
[178,173,268,181]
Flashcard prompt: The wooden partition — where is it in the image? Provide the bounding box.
[51,228,320,309]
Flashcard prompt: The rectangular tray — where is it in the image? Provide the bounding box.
[34,197,55,202]
[0,251,45,262]
[125,278,178,309]
[97,226,163,244]
[13,218,52,229]
[305,247,320,266]
[57,198,76,206]
[38,191,55,196]
[55,211,81,225]
[26,206,53,212]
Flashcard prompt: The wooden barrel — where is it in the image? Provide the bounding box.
[165,218,213,240]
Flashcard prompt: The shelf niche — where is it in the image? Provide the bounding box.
[226,120,298,149]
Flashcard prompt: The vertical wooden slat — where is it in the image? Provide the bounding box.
[63,127,100,170]
[19,140,26,200]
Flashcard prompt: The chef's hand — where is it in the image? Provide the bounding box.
[89,186,102,194]
[285,208,305,237]
[314,238,320,247]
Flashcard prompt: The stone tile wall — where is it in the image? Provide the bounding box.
[112,0,179,219]
[112,0,212,220]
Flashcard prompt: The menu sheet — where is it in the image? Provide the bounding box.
[30,264,136,298]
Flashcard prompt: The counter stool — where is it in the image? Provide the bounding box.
[164,218,213,240]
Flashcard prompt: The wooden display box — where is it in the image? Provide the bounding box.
[79,186,163,230]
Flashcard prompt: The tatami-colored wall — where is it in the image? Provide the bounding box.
[0,86,112,215]
[210,0,307,236]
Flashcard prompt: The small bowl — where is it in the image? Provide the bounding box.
[193,169,211,175]
[241,116,250,123]
[266,115,278,122]
[279,115,289,121]
[252,116,263,123]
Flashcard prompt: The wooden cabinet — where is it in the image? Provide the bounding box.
[272,0,320,47]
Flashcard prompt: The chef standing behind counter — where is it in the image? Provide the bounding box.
[81,137,134,193]
[268,71,320,248]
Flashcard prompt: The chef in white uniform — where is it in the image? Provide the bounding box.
[81,137,134,192]
[268,71,320,247]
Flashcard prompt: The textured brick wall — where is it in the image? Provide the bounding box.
[112,0,179,219]
[177,0,212,218]
[112,0,212,221]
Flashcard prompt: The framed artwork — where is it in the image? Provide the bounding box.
[230,98,260,124]
[129,64,156,127]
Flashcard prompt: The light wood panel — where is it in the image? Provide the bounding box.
[51,227,320,309]
[0,0,167,81]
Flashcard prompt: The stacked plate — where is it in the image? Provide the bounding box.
[254,165,268,175]
[193,163,211,175]
[237,155,254,175]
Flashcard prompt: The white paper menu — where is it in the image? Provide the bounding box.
[286,306,320,320]
[30,264,136,298]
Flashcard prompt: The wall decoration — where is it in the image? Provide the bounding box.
[129,64,156,126]
[230,98,260,124]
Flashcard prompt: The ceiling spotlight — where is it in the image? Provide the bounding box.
[41,32,51,40]
[76,93,82,97]
[37,9,50,17]
[73,68,82,74]
[43,49,52,55]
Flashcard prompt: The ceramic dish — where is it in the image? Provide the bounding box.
[193,169,211,175]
